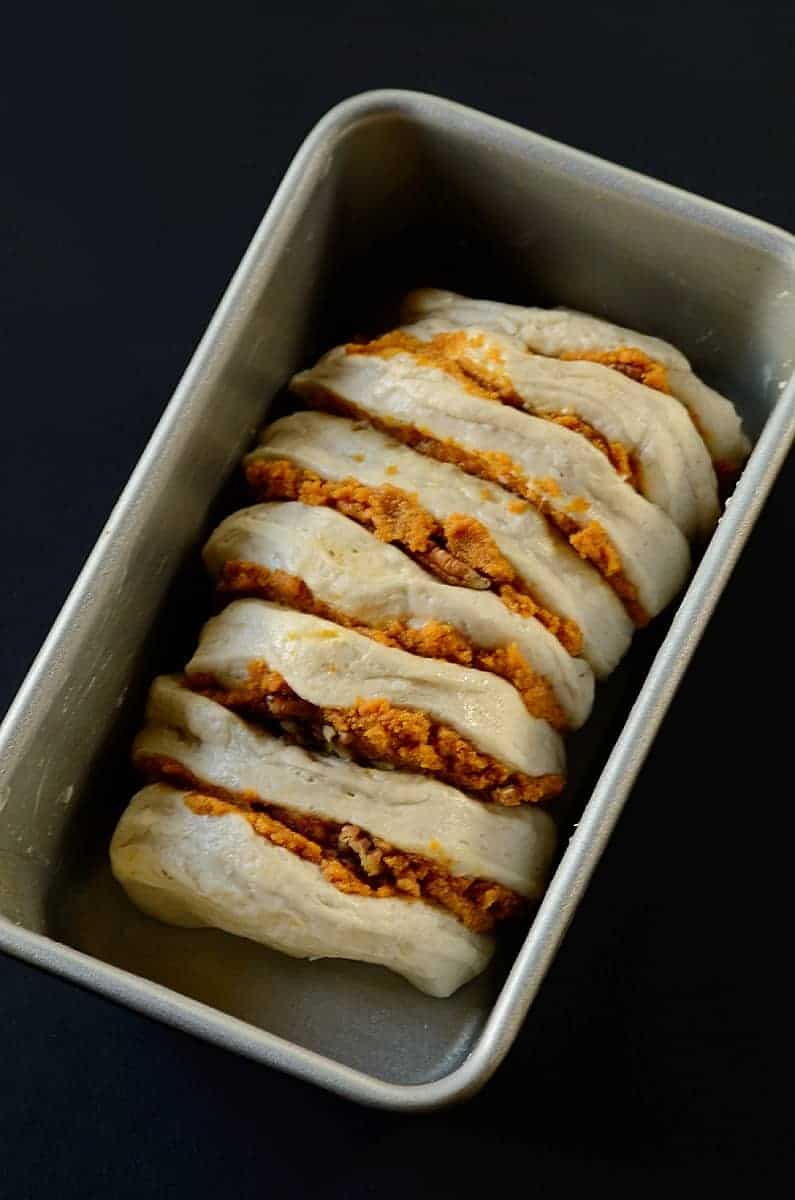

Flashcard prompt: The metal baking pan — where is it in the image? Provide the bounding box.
[2,90,794,1111]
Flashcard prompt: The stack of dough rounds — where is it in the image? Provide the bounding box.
[400,288,750,474]
[111,288,749,996]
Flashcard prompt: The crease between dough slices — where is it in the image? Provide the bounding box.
[290,347,691,622]
[351,323,720,541]
[133,676,557,899]
[186,669,563,806]
[400,288,750,473]
[245,411,634,678]
[129,676,556,935]
[174,790,525,935]
[184,599,566,804]
[113,672,559,994]
[203,501,594,729]
[111,784,497,997]
[243,458,583,650]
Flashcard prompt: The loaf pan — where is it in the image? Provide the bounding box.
[2,90,794,1111]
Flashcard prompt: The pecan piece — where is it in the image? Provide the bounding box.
[338,824,384,876]
[413,544,490,590]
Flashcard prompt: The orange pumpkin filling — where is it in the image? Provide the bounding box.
[245,458,583,651]
[559,346,670,393]
[217,561,570,729]
[293,389,648,626]
[349,331,640,487]
[184,664,564,806]
[135,754,523,933]
[556,345,739,490]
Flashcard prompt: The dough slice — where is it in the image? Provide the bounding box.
[291,347,691,622]
[401,288,750,472]
[369,320,719,540]
[185,598,566,805]
[245,411,633,678]
[133,675,557,899]
[111,784,496,997]
[203,501,594,729]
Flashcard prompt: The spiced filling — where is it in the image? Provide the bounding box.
[184,663,565,805]
[135,755,523,933]
[245,457,583,653]
[558,346,670,394]
[293,389,649,626]
[216,561,570,729]
[348,332,641,489]
[557,345,738,491]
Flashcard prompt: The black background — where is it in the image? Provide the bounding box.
[1,2,792,1193]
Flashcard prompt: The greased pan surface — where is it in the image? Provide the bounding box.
[1,91,794,1110]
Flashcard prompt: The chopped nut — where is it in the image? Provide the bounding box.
[413,544,490,589]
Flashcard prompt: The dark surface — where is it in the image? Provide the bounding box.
[1,1,791,1193]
